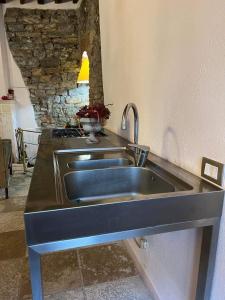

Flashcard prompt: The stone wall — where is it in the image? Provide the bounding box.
[4,0,104,127]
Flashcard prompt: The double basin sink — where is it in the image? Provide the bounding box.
[54,147,190,206]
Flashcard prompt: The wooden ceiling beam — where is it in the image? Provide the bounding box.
[37,0,54,4]
[0,0,12,3]
[0,0,79,4]
[55,0,72,3]
[20,0,33,4]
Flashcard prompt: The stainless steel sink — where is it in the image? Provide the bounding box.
[64,167,175,203]
[54,147,134,175]
[67,158,132,170]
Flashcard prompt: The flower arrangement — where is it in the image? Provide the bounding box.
[76,103,112,143]
[76,103,111,123]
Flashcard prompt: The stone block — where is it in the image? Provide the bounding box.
[28,82,39,89]
[54,43,64,50]
[6,32,15,40]
[44,43,54,50]
[4,17,17,23]
[68,88,78,97]
[47,33,62,39]
[35,90,46,97]
[33,104,41,112]
[30,96,40,104]
[25,25,34,32]
[17,44,33,50]
[41,23,57,32]
[38,83,49,89]
[65,98,82,105]
[28,58,40,68]
[39,75,52,83]
[40,57,59,68]
[58,90,68,97]
[59,81,75,89]
[44,89,56,96]
[5,8,21,18]
[67,72,77,82]
[53,96,61,103]
[32,68,42,76]
[19,67,30,76]
[44,68,59,75]
[7,24,24,32]
[23,77,31,85]
[63,62,79,72]
[21,15,41,25]
[15,32,41,38]
[33,50,45,60]
[56,24,74,34]
[31,76,40,84]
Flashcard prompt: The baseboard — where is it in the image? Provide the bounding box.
[124,240,161,300]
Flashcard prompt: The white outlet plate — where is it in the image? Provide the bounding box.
[201,157,224,187]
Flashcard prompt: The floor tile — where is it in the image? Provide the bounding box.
[0,170,31,200]
[0,210,24,233]
[0,230,26,261]
[85,276,153,300]
[45,289,85,300]
[0,258,23,300]
[42,250,82,294]
[0,196,27,213]
[19,250,82,299]
[20,289,85,300]
[79,242,138,286]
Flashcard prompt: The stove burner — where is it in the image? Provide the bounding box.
[52,128,83,138]
[52,128,107,138]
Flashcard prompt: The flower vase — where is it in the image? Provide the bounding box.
[80,118,102,144]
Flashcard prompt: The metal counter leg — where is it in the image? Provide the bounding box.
[28,247,44,300]
[5,188,8,199]
[195,221,220,300]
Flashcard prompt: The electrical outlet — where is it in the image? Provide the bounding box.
[204,163,218,180]
[201,157,225,187]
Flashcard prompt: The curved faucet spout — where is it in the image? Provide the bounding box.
[121,103,139,144]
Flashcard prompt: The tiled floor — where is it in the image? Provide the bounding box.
[0,168,153,300]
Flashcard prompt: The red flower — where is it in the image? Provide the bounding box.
[76,103,111,121]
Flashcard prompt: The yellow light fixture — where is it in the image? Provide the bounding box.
[77,51,89,83]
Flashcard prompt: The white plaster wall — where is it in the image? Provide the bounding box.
[99,1,225,299]
[7,48,37,129]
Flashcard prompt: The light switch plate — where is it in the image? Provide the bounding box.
[201,157,225,187]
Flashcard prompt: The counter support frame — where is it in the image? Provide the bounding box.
[28,218,220,300]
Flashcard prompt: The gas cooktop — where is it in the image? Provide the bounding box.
[52,128,107,138]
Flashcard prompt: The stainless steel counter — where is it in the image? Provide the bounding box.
[24,129,224,300]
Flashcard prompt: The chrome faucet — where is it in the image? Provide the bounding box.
[128,143,150,167]
[121,103,150,167]
[121,103,139,144]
